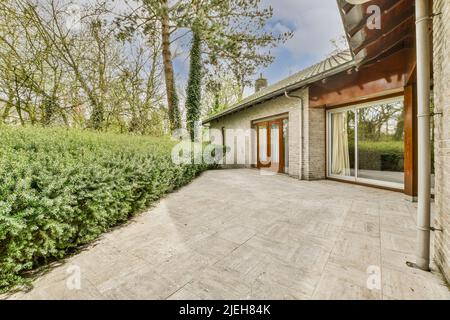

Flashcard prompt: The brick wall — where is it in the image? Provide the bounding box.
[433,0,450,283]
[302,89,326,180]
[208,88,325,180]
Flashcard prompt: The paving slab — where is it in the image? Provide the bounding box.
[3,169,449,300]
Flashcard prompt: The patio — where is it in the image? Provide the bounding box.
[4,169,449,300]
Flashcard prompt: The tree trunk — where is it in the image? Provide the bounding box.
[2,90,14,123]
[160,0,180,132]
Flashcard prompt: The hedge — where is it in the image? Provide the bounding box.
[0,126,212,292]
[349,140,404,172]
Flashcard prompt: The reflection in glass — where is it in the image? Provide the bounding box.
[357,101,404,184]
[259,125,267,162]
[271,123,279,163]
[283,119,289,173]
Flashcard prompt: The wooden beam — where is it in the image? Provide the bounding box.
[309,49,413,108]
[404,83,418,198]
[343,0,406,36]
[353,14,415,55]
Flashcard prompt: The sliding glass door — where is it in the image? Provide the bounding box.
[327,97,405,189]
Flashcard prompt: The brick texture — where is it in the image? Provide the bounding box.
[433,0,450,283]
[208,88,325,180]
[301,90,326,180]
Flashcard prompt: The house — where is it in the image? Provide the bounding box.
[203,0,450,284]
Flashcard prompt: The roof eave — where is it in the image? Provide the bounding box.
[202,60,356,124]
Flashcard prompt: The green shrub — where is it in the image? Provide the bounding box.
[0,126,212,292]
[349,140,404,172]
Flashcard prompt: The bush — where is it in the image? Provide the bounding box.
[0,126,212,291]
[349,140,404,172]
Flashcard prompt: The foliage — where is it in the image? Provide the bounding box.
[203,73,242,117]
[349,140,404,172]
[168,77,182,131]
[185,26,202,141]
[0,126,211,292]
[198,0,293,99]
[0,0,167,133]
[117,0,292,125]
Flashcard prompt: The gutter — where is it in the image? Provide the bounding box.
[408,0,432,272]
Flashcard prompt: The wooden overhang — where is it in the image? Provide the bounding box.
[310,0,418,108]
[338,0,416,65]
[312,0,420,197]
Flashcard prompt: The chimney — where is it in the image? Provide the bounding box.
[255,73,268,93]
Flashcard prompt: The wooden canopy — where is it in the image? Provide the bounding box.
[310,0,419,108]
[337,0,417,65]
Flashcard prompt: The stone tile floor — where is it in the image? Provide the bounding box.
[3,169,449,300]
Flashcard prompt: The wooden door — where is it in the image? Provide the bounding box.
[256,119,285,173]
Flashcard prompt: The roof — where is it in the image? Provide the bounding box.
[203,50,355,124]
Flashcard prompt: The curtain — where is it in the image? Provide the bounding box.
[331,112,351,175]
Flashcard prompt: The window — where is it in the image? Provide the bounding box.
[328,97,405,188]
[283,119,289,173]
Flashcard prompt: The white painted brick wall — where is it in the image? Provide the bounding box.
[208,88,326,180]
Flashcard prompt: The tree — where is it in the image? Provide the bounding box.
[116,0,292,130]
[199,0,293,100]
[0,0,167,133]
[159,0,181,131]
[116,0,182,131]
[203,74,240,116]
[185,24,202,140]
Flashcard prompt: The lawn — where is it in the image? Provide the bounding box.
[0,126,211,291]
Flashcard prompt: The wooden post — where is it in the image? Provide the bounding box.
[404,83,418,199]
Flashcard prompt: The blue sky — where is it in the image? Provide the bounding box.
[260,0,346,82]
[174,0,347,98]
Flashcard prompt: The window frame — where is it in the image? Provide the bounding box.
[326,96,405,190]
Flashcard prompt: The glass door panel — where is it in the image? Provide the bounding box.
[330,110,355,178]
[283,119,289,173]
[357,101,404,185]
[258,124,269,166]
[255,118,287,173]
[327,97,405,188]
[270,122,280,171]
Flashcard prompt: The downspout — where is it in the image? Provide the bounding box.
[414,0,432,271]
[285,90,304,179]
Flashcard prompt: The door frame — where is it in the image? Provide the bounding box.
[253,114,288,173]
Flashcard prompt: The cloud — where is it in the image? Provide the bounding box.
[239,0,348,97]
[264,0,346,61]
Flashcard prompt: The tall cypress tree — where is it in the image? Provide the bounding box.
[185,25,202,141]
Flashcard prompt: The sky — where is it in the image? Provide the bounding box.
[106,0,347,99]
[173,0,347,98]
[259,0,346,83]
